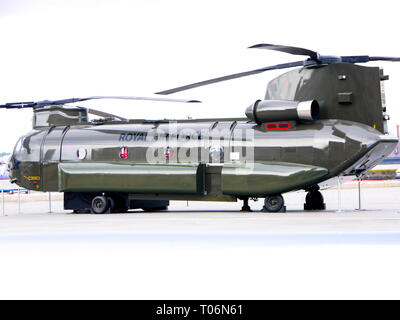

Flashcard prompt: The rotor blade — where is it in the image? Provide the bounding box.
[87,108,127,121]
[0,102,36,109]
[368,56,400,62]
[249,43,320,61]
[340,56,400,63]
[156,60,304,95]
[340,56,371,63]
[37,96,201,106]
[0,96,201,109]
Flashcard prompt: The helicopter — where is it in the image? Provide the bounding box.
[1,43,399,214]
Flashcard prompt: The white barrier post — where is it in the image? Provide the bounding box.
[337,176,342,212]
[356,179,366,211]
[49,192,52,213]
[2,188,4,216]
[357,179,362,210]
[18,186,21,214]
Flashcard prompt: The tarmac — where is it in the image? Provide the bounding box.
[0,181,399,299]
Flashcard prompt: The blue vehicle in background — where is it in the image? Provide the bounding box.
[0,152,28,193]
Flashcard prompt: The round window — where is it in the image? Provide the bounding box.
[77,148,87,160]
[209,146,223,161]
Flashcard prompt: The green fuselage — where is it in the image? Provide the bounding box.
[9,118,397,201]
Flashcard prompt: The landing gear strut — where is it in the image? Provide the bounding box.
[262,194,286,212]
[304,187,326,210]
[241,197,252,212]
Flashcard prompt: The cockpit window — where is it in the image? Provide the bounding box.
[13,137,23,154]
[13,131,46,161]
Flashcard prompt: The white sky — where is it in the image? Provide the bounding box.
[0,0,399,152]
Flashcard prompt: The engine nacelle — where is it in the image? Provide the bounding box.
[245,99,320,124]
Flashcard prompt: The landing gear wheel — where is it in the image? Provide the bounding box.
[304,190,326,210]
[91,195,109,214]
[262,194,285,212]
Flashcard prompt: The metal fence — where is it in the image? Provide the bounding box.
[1,188,53,216]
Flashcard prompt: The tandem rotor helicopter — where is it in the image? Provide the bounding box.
[1,43,399,213]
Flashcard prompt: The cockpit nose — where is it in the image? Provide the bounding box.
[7,132,43,190]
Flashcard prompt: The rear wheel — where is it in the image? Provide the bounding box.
[263,194,285,212]
[304,190,325,210]
[91,195,109,214]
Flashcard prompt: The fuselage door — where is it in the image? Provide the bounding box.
[40,126,69,191]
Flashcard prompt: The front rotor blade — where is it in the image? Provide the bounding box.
[0,102,36,109]
[1,96,200,109]
[156,60,304,95]
[368,56,400,62]
[38,96,201,106]
[249,43,320,61]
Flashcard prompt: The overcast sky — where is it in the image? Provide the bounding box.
[0,0,399,152]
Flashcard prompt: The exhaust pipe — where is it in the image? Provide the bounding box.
[245,99,320,124]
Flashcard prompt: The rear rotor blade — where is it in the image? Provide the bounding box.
[249,43,320,61]
[156,60,304,95]
[340,56,400,63]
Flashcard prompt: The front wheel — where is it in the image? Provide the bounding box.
[263,194,285,212]
[91,195,109,214]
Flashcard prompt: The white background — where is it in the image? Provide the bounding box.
[0,0,400,152]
